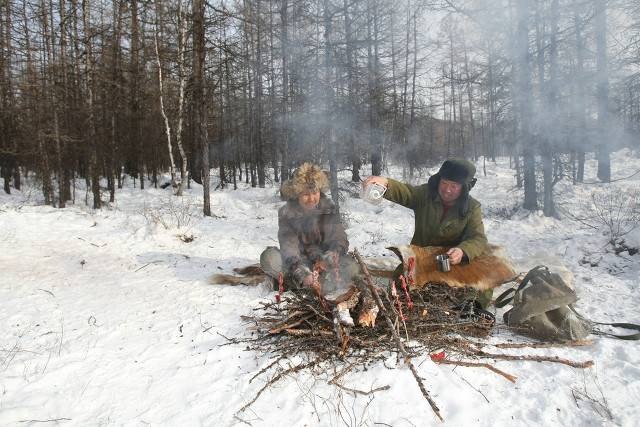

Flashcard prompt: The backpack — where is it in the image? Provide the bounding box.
[495,265,640,342]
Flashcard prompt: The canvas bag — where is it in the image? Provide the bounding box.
[495,266,640,342]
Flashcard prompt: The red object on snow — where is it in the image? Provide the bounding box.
[399,274,414,310]
[430,351,446,361]
[391,280,406,321]
[407,256,416,286]
[276,272,284,303]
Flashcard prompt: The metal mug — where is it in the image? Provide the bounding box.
[362,182,387,205]
[436,254,451,272]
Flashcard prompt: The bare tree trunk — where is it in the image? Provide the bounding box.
[323,0,339,210]
[516,0,537,210]
[193,0,210,215]
[449,27,457,156]
[279,0,290,181]
[409,5,418,174]
[175,0,189,196]
[82,0,100,208]
[41,0,63,206]
[130,0,143,189]
[595,0,610,182]
[38,133,53,204]
[572,0,586,182]
[367,0,382,176]
[108,0,124,201]
[153,0,177,188]
[254,0,265,188]
[541,0,558,217]
[463,37,476,160]
[487,41,497,162]
[344,0,360,182]
[0,0,9,194]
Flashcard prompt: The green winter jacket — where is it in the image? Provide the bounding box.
[384,178,488,261]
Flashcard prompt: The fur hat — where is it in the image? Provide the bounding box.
[438,159,477,185]
[427,158,477,217]
[280,163,330,200]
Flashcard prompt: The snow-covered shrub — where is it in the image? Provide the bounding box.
[484,201,521,220]
[141,195,198,230]
[563,188,640,254]
[590,190,640,242]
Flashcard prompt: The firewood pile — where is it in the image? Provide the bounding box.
[241,283,492,357]
[230,250,595,422]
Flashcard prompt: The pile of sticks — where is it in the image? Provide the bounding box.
[243,281,490,354]
[231,250,594,422]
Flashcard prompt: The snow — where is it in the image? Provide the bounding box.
[1,151,639,426]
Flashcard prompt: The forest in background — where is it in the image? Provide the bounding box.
[0,0,639,216]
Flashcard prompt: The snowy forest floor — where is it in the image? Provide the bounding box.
[1,151,639,426]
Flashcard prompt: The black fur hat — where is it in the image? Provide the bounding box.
[439,159,476,185]
[427,158,477,217]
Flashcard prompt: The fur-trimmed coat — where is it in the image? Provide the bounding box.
[278,194,349,274]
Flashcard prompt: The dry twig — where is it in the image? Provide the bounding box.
[435,359,517,383]
[353,249,443,422]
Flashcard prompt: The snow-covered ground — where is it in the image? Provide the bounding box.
[1,151,639,426]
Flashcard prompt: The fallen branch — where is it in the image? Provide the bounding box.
[353,249,443,422]
[249,356,286,384]
[493,340,593,349]
[269,314,314,334]
[471,349,594,369]
[435,359,517,383]
[284,328,334,337]
[333,383,391,396]
[238,359,320,414]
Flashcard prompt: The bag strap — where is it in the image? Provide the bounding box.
[494,265,549,308]
[569,306,640,341]
[494,288,515,308]
[591,321,640,341]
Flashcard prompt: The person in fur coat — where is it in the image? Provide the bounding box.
[260,163,359,293]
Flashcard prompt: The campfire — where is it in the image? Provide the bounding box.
[229,250,594,422]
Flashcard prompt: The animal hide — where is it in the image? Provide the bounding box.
[208,258,397,286]
[209,265,267,285]
[388,245,515,291]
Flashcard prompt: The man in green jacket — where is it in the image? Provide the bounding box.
[364,158,492,307]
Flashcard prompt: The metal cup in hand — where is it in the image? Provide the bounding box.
[436,254,451,272]
[362,182,387,205]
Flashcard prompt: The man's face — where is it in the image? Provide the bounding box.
[298,190,321,211]
[438,178,463,204]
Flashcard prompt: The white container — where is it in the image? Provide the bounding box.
[361,182,387,205]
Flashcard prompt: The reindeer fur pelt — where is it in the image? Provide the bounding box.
[208,258,399,286]
[209,265,267,286]
[388,245,515,291]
